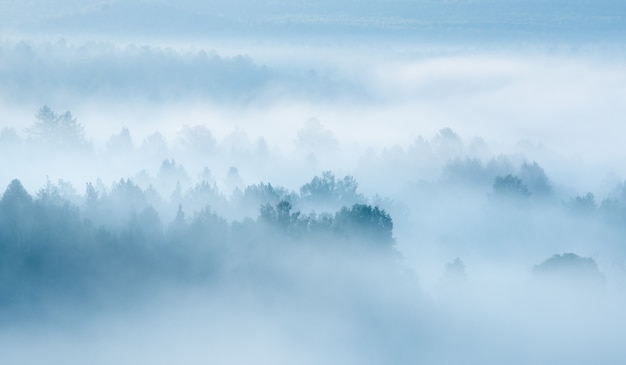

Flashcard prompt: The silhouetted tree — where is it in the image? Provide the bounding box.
[334,204,394,247]
[300,171,364,209]
[300,171,336,201]
[534,253,604,286]
[493,174,530,198]
[0,180,34,247]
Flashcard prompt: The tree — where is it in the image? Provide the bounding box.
[0,128,21,147]
[140,132,169,159]
[2,179,33,210]
[37,178,79,206]
[85,182,99,207]
[534,253,604,286]
[225,166,243,190]
[172,204,186,227]
[102,179,150,228]
[239,182,294,216]
[519,161,551,197]
[296,118,338,152]
[188,206,229,249]
[106,127,134,154]
[433,127,463,157]
[493,174,530,199]
[0,180,34,248]
[334,204,394,247]
[299,171,364,209]
[567,193,596,215]
[300,171,337,201]
[83,182,100,223]
[27,106,87,148]
[157,159,190,193]
[126,206,163,243]
[441,157,487,186]
[260,200,301,233]
[599,198,621,222]
[182,180,226,217]
[178,125,216,156]
[445,258,466,279]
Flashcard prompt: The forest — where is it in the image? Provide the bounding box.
[1,106,620,321]
[2,106,624,363]
[1,2,625,361]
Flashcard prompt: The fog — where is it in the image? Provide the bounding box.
[1,1,626,364]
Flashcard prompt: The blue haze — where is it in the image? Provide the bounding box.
[1,1,626,364]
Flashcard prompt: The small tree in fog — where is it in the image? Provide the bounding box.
[519,161,551,197]
[106,127,134,154]
[534,253,604,287]
[599,198,621,223]
[140,132,169,159]
[27,105,88,148]
[567,192,596,215]
[178,125,217,156]
[157,159,190,193]
[440,157,487,186]
[493,174,530,199]
[225,166,243,190]
[0,127,21,147]
[445,258,466,280]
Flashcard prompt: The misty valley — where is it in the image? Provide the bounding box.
[1,1,626,361]
[1,105,625,364]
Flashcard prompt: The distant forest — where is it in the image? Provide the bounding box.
[0,105,622,317]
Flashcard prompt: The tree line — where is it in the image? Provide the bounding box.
[0,175,394,313]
